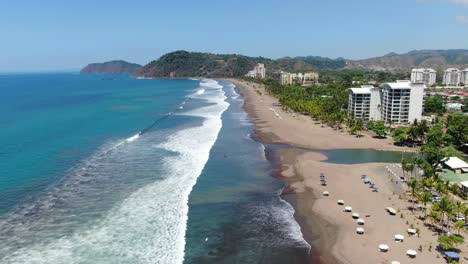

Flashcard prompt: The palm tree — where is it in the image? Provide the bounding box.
[422,177,434,189]
[417,119,430,144]
[408,179,420,212]
[420,191,432,218]
[454,200,464,219]
[435,197,455,233]
[428,208,441,229]
[454,221,465,235]
[434,181,447,196]
[401,158,409,180]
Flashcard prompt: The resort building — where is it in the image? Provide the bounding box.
[443,68,462,86]
[348,81,425,124]
[380,81,425,124]
[245,63,266,79]
[461,68,468,85]
[348,85,381,121]
[442,157,468,174]
[410,68,436,86]
[280,71,319,85]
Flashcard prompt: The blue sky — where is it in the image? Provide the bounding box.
[1,0,467,72]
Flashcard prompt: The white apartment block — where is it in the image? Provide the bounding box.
[245,63,266,79]
[280,71,319,85]
[410,68,436,86]
[443,68,462,86]
[348,85,381,121]
[380,81,425,124]
[348,81,425,124]
[254,63,266,79]
[461,68,468,85]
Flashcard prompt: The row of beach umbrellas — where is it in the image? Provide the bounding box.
[332,174,419,261]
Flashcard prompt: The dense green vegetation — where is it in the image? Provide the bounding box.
[80,60,142,74]
[293,56,346,69]
[423,95,446,115]
[136,50,317,78]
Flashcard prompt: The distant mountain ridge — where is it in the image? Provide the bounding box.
[80,60,142,74]
[342,49,468,71]
[84,49,468,78]
[136,50,318,78]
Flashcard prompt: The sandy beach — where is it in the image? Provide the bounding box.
[230,79,449,264]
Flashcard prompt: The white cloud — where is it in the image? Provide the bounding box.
[456,15,468,23]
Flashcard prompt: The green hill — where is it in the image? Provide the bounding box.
[136,51,317,78]
[80,60,142,74]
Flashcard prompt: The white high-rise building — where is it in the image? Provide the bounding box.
[348,85,381,121]
[254,63,266,79]
[443,68,462,86]
[380,81,425,124]
[348,81,425,124]
[410,68,436,86]
[461,68,468,85]
[245,63,266,79]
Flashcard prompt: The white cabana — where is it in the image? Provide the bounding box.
[323,191,329,196]
[406,249,417,257]
[391,261,400,264]
[407,229,417,235]
[394,234,405,242]
[356,227,364,234]
[344,206,352,212]
[378,244,389,252]
[352,213,359,219]
[356,218,365,225]
[337,200,344,205]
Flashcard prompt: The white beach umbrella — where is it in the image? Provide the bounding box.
[344,206,352,212]
[378,244,389,252]
[356,218,365,225]
[356,227,364,234]
[352,213,359,219]
[406,249,417,257]
[394,234,405,242]
[407,228,417,235]
[323,191,329,196]
[337,200,344,205]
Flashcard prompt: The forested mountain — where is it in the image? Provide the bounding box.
[292,56,346,69]
[80,60,142,74]
[135,51,317,78]
[343,49,468,71]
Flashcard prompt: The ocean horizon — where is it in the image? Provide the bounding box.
[0,73,309,263]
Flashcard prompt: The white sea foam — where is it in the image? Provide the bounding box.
[1,80,229,264]
[194,88,205,95]
[126,133,140,142]
[200,79,222,89]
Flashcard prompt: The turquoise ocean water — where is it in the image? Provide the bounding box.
[0,74,310,263]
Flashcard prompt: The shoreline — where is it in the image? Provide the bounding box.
[229,78,445,264]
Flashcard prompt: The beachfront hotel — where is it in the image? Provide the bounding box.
[279,71,319,85]
[246,63,266,79]
[410,68,436,86]
[348,81,425,124]
[462,68,468,85]
[348,85,381,121]
[443,68,462,86]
